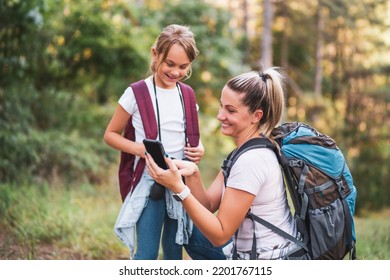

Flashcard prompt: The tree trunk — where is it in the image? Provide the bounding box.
[280,0,289,71]
[314,0,324,97]
[242,0,250,64]
[260,0,273,70]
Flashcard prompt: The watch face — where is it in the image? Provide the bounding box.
[173,194,182,202]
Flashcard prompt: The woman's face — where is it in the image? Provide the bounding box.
[153,44,191,89]
[217,86,262,144]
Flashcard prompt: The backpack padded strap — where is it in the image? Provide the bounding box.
[221,137,275,184]
[298,164,309,219]
[131,80,158,140]
[118,80,157,200]
[178,82,200,147]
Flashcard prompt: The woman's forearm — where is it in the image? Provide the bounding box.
[181,194,231,246]
[181,186,254,247]
[185,170,211,210]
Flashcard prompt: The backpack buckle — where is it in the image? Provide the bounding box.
[221,159,233,184]
[221,159,230,173]
[336,180,347,198]
[290,159,303,168]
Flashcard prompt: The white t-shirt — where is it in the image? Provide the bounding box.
[226,148,297,251]
[118,76,186,160]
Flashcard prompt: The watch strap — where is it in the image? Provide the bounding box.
[173,186,191,202]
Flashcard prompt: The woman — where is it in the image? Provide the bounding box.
[145,68,301,260]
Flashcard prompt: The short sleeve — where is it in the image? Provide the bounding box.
[226,149,278,196]
[118,87,137,115]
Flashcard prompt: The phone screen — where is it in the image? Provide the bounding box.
[143,139,168,169]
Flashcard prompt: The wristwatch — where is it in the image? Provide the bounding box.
[172,186,191,202]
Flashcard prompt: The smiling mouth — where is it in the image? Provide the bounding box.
[166,74,179,80]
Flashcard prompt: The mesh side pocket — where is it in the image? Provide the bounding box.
[308,199,345,259]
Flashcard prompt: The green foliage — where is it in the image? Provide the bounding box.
[44,0,149,103]
[0,127,115,185]
[0,0,46,85]
[0,82,115,185]
[352,142,390,212]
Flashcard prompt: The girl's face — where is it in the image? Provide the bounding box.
[217,86,263,145]
[153,44,191,89]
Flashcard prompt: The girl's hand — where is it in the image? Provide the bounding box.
[184,142,204,164]
[174,159,199,177]
[145,152,184,193]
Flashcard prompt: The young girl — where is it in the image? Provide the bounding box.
[146,68,303,260]
[104,24,204,260]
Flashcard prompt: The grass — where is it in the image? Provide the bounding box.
[354,210,390,260]
[0,182,128,260]
[0,182,389,260]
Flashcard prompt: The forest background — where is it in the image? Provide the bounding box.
[0,0,389,260]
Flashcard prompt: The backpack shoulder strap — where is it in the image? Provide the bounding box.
[118,80,157,201]
[178,82,200,147]
[221,137,276,185]
[246,211,309,252]
[131,80,158,139]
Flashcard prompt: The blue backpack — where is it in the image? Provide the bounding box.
[222,122,357,260]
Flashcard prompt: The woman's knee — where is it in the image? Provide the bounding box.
[184,226,227,260]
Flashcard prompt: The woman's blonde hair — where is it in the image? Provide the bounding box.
[225,67,286,136]
[150,24,199,80]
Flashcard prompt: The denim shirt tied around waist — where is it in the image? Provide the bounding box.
[114,170,193,259]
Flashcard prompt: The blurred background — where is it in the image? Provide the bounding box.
[1,0,389,259]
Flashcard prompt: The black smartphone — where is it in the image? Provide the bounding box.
[143,139,168,169]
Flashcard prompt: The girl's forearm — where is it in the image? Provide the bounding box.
[104,131,145,157]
